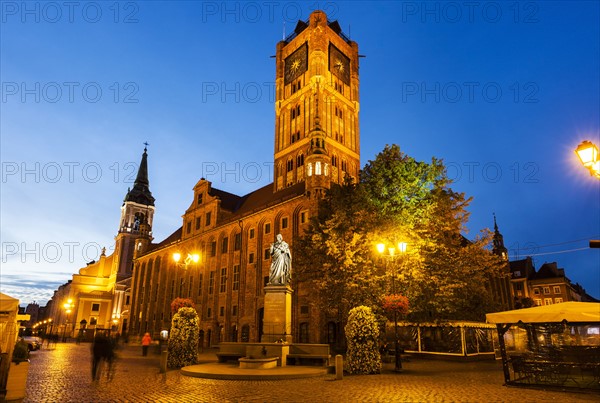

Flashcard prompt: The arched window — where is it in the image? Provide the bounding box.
[307,163,313,177]
[324,163,329,176]
[315,161,322,175]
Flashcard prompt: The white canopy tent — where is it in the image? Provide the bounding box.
[486,302,600,324]
[0,293,20,355]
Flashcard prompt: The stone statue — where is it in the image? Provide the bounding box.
[268,234,291,285]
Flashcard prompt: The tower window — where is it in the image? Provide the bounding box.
[291,105,301,121]
[197,193,203,205]
[315,161,322,175]
[290,131,301,143]
[307,163,313,177]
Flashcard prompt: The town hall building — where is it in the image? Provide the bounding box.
[128,10,361,347]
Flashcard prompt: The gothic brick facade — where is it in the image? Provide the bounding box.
[128,10,361,347]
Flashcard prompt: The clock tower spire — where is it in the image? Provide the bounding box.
[273,10,360,193]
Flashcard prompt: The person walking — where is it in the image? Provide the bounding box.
[91,331,114,381]
[141,332,152,356]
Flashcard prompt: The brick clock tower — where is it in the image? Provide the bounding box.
[274,10,360,197]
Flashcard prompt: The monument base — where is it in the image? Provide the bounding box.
[262,284,293,343]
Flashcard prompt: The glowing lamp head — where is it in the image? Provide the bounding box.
[377,243,385,254]
[575,140,599,167]
[173,252,181,263]
[191,253,200,263]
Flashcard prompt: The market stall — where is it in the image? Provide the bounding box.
[486,302,600,390]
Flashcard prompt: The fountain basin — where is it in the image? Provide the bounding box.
[238,357,279,369]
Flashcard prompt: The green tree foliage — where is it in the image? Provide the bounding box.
[167,307,199,368]
[345,306,381,374]
[295,144,508,326]
[295,180,384,325]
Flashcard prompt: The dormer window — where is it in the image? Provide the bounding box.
[197,193,203,205]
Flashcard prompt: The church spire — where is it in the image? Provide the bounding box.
[492,213,508,260]
[124,144,155,206]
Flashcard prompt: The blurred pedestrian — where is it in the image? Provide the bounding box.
[92,331,114,381]
[142,332,152,356]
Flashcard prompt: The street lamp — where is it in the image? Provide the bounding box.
[575,140,600,179]
[62,299,73,342]
[173,252,200,269]
[377,241,408,372]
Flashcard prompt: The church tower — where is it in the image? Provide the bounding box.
[273,10,360,194]
[113,146,155,280]
[492,213,508,261]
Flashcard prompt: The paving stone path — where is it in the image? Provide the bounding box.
[23,342,598,402]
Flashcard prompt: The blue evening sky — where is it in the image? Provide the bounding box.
[1,1,599,306]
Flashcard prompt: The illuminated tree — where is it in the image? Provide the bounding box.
[296,144,508,326]
[345,306,381,374]
[167,307,199,368]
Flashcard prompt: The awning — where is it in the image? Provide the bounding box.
[486,302,600,324]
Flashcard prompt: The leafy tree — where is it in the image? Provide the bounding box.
[345,306,381,374]
[295,144,508,328]
[167,307,199,368]
[295,180,384,328]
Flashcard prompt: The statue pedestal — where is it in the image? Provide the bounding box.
[262,284,293,344]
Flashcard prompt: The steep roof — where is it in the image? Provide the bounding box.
[145,182,305,254]
[535,262,565,279]
[509,257,535,278]
[124,147,155,206]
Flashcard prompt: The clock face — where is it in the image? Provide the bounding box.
[329,44,350,85]
[284,43,308,84]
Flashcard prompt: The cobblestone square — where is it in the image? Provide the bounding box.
[21,342,599,402]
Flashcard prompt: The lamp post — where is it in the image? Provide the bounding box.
[172,252,200,269]
[62,299,74,342]
[377,241,407,372]
[575,140,600,179]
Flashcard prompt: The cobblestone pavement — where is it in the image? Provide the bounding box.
[23,342,598,402]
